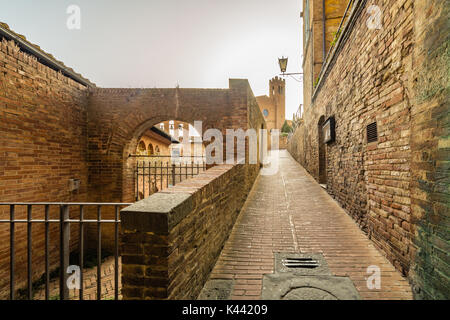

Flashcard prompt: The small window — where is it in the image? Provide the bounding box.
[367,122,378,143]
[263,109,269,117]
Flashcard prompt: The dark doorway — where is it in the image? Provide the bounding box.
[318,116,327,185]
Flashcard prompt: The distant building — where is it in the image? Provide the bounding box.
[158,120,205,158]
[256,77,286,133]
[136,126,179,156]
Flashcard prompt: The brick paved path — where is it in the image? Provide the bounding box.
[207,150,413,300]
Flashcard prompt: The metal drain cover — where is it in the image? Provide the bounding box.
[282,257,319,269]
[275,253,331,275]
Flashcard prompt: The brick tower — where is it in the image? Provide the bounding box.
[269,76,286,130]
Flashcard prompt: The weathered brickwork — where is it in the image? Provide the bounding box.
[0,38,91,298]
[408,0,449,300]
[85,79,263,248]
[289,0,449,299]
[120,164,257,299]
[0,23,265,298]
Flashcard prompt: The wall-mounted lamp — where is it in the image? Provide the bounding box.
[278,56,303,81]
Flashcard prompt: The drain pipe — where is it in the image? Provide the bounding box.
[0,24,92,87]
[322,0,326,62]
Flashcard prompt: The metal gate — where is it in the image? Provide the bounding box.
[134,155,206,200]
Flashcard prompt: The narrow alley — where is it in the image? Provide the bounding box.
[204,150,413,300]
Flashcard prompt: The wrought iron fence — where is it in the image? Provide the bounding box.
[0,202,131,300]
[135,156,207,200]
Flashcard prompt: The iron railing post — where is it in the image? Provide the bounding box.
[27,205,32,299]
[9,205,15,300]
[45,204,50,300]
[143,161,146,198]
[172,164,176,186]
[79,205,84,300]
[59,205,70,300]
[97,206,102,300]
[114,206,119,300]
[136,161,140,201]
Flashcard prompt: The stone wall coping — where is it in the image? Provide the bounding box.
[121,164,236,232]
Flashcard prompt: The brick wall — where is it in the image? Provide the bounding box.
[289,0,449,298]
[120,164,257,299]
[408,0,449,300]
[85,79,262,249]
[0,26,266,298]
[118,80,265,300]
[0,39,90,298]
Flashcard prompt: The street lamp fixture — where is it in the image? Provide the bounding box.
[278,56,288,73]
[277,56,303,77]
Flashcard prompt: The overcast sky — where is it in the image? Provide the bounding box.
[1,0,303,119]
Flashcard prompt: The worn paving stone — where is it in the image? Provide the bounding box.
[208,150,413,300]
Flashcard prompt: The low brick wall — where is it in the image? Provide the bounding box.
[120,164,258,299]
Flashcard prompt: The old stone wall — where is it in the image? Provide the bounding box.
[289,0,449,298]
[120,164,255,299]
[408,0,449,300]
[0,39,90,298]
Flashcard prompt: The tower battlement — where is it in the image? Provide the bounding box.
[269,76,285,98]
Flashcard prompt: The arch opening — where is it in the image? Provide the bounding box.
[123,118,207,202]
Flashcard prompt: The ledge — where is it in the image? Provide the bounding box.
[121,164,236,232]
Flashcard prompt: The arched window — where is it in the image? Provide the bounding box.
[138,141,146,155]
[148,143,154,155]
[155,145,160,155]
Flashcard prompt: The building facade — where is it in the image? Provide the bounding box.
[256,76,286,133]
[288,0,449,299]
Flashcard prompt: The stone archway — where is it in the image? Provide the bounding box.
[84,79,266,248]
[86,80,260,204]
[122,117,201,203]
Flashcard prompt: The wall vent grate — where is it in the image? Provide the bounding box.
[367,122,378,143]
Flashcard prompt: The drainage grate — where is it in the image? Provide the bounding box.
[282,257,319,269]
[274,253,331,275]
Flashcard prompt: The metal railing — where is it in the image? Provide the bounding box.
[135,157,207,200]
[0,202,131,300]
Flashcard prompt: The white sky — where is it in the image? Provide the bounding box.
[0,0,303,119]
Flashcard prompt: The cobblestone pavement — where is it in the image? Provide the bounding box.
[207,150,413,300]
[34,256,121,300]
